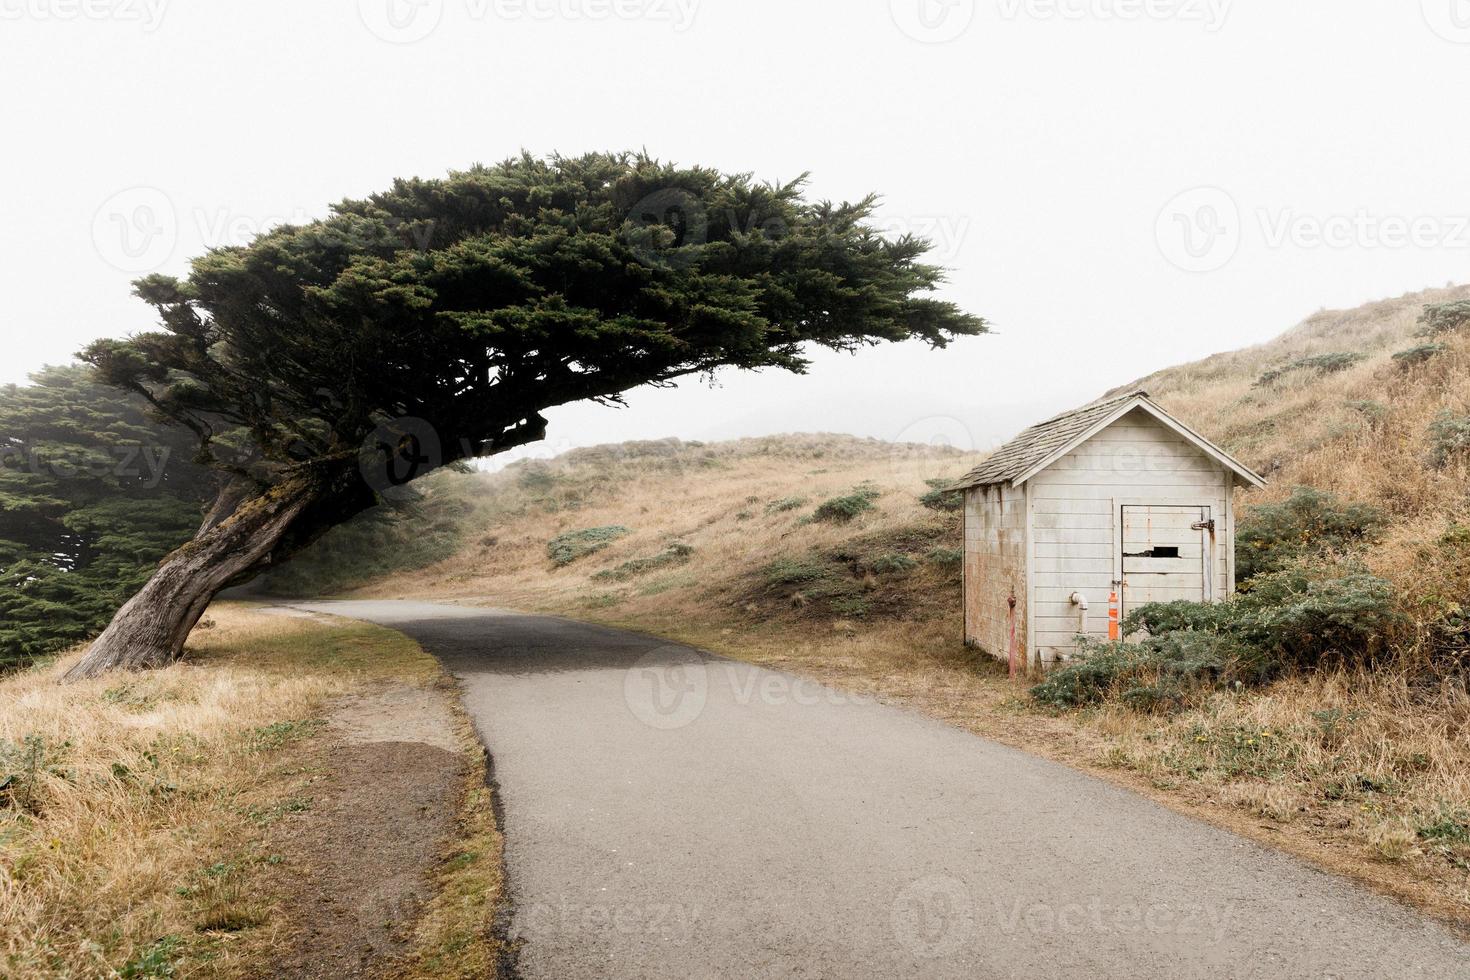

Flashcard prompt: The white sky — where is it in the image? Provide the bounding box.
[2,0,1468,461]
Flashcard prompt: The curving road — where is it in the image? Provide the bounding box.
[294,600,1470,980]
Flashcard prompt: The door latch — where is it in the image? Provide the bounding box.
[1191,519,1216,532]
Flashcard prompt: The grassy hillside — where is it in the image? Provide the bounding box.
[274,284,1470,928]
[332,434,969,648]
[1132,284,1470,597]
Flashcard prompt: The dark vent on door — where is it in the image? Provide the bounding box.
[1123,546,1181,559]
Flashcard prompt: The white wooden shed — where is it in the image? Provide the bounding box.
[949,390,1265,670]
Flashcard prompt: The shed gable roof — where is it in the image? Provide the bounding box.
[948,390,1266,491]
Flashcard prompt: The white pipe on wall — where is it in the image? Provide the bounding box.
[1069,592,1090,636]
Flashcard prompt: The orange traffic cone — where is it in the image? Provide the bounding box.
[1107,589,1120,641]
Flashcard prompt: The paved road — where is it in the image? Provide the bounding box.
[297,600,1470,979]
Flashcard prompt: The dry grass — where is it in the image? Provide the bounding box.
[392,712,506,980]
[0,604,502,979]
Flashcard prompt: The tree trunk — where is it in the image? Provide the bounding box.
[62,478,320,682]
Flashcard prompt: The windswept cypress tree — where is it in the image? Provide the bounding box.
[66,152,985,679]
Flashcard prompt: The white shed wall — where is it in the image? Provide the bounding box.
[1026,408,1233,664]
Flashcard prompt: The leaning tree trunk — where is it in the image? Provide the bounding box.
[62,478,321,682]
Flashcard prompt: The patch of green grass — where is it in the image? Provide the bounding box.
[592,543,694,582]
[1392,343,1447,367]
[1417,808,1470,845]
[919,478,962,512]
[763,557,833,586]
[868,553,917,575]
[1427,411,1470,469]
[120,936,182,979]
[813,485,880,523]
[1416,300,1470,337]
[247,719,324,754]
[1255,352,1366,387]
[925,547,964,566]
[242,797,312,827]
[547,526,631,566]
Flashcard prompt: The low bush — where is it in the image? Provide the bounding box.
[1255,352,1366,387]
[765,496,808,514]
[1415,300,1470,337]
[925,547,964,566]
[868,553,918,575]
[592,543,694,582]
[1235,487,1384,581]
[919,478,962,512]
[1036,568,1404,710]
[546,526,630,566]
[813,485,880,523]
[1427,411,1470,469]
[762,557,833,586]
[1392,343,1447,367]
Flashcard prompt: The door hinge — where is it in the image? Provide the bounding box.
[1191,519,1216,532]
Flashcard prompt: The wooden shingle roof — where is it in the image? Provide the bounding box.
[948,390,1265,491]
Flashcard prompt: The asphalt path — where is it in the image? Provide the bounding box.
[295,599,1470,979]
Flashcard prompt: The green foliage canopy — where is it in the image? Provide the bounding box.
[0,366,212,666]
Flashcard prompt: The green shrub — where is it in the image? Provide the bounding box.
[546,525,630,566]
[919,478,962,512]
[1254,352,1366,388]
[868,553,918,575]
[1416,300,1470,337]
[765,496,808,514]
[763,557,832,586]
[1235,487,1384,581]
[925,547,964,566]
[1427,411,1470,469]
[1142,569,1402,675]
[1038,569,1403,711]
[813,485,880,523]
[592,543,694,582]
[1392,343,1447,367]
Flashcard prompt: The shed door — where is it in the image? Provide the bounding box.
[1121,505,1210,617]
